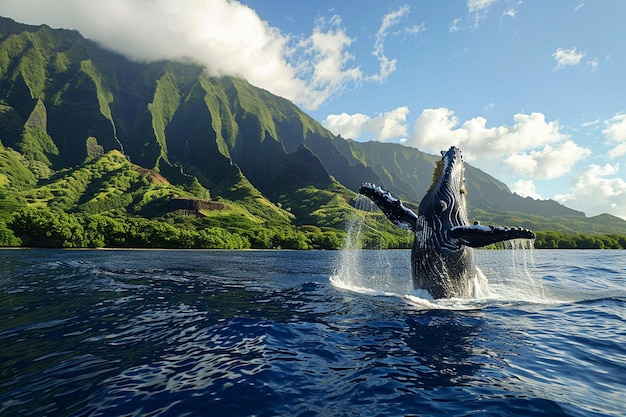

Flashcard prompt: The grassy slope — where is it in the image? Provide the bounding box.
[15,150,293,228]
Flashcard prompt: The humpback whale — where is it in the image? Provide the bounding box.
[359,146,535,299]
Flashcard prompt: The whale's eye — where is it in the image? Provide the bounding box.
[436,200,447,213]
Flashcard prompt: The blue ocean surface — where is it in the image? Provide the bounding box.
[0,248,624,416]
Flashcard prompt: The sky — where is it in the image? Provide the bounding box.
[1,0,625,220]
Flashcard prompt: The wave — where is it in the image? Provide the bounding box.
[330,275,567,312]
[329,274,402,298]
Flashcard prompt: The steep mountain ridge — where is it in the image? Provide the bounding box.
[0,16,624,238]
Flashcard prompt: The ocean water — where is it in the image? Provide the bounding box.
[0,247,624,416]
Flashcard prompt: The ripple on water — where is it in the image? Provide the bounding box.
[0,249,624,417]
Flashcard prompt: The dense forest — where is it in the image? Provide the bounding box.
[1,207,625,250]
[1,206,415,250]
[533,231,626,250]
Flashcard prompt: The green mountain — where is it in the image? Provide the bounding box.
[0,16,624,248]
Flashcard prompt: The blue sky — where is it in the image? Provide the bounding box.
[1,0,625,219]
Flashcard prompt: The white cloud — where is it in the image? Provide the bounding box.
[449,18,462,33]
[368,107,410,141]
[405,24,426,36]
[502,8,516,18]
[552,47,586,71]
[368,5,422,83]
[491,113,567,152]
[499,5,518,28]
[409,108,468,150]
[511,179,543,200]
[0,0,369,110]
[603,114,626,140]
[329,106,591,181]
[504,141,591,179]
[322,113,370,140]
[405,108,590,180]
[453,0,513,31]
[297,16,363,109]
[408,108,566,157]
[587,58,599,71]
[468,0,498,13]
[603,113,626,159]
[467,0,498,27]
[323,106,409,141]
[555,164,626,219]
[609,143,626,159]
[581,118,602,128]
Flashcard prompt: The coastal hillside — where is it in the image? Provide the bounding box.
[0,16,624,247]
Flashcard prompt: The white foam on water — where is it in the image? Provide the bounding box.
[331,210,563,310]
[329,274,398,297]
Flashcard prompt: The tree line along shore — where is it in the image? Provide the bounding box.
[0,208,624,250]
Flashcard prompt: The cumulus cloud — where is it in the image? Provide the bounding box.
[552,47,586,71]
[504,141,591,179]
[510,179,543,200]
[408,108,565,155]
[323,106,410,141]
[322,113,370,140]
[603,113,626,159]
[555,164,626,219]
[0,0,371,110]
[405,107,590,180]
[326,105,591,182]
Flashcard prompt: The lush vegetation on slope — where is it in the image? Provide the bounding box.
[0,16,624,250]
[0,149,413,250]
[533,231,626,249]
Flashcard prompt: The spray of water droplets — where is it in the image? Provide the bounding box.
[497,238,545,300]
[330,195,547,308]
[330,195,411,296]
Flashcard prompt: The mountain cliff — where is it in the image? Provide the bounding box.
[0,16,624,243]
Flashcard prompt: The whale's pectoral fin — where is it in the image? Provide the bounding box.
[449,224,535,248]
[358,183,418,231]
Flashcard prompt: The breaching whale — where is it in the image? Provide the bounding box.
[358,146,535,299]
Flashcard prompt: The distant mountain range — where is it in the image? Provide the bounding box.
[1,16,625,237]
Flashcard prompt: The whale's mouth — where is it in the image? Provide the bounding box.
[428,146,466,196]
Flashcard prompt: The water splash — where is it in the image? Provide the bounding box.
[330,209,364,289]
[332,199,377,292]
[353,193,378,212]
[331,196,547,309]
[330,196,412,296]
[478,239,548,304]
[503,239,544,298]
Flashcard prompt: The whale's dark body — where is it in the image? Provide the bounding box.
[359,146,535,299]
